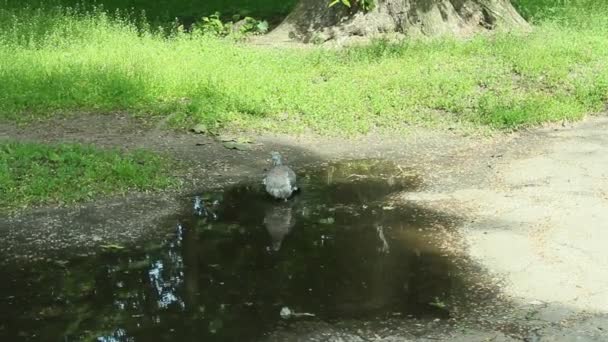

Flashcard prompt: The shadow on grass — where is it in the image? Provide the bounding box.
[2,0,297,25]
[0,65,270,124]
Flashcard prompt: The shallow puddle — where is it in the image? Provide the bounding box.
[0,160,469,341]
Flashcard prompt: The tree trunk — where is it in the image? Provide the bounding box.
[267,0,529,43]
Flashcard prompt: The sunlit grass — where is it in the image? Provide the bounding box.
[0,141,177,209]
[0,1,607,134]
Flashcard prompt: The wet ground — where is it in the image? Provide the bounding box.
[0,160,481,341]
[3,114,608,341]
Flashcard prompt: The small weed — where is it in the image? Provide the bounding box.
[197,12,228,36]
[329,0,375,13]
[429,297,447,309]
[192,12,269,38]
[234,15,270,34]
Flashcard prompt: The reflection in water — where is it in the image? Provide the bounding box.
[0,160,466,342]
[148,224,186,310]
[97,328,132,342]
[263,204,296,251]
[193,196,205,217]
[376,225,390,254]
[193,195,218,219]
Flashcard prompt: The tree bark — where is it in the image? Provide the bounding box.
[267,0,529,43]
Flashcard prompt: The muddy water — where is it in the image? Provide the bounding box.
[0,160,467,341]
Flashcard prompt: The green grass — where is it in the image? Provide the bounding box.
[0,141,177,209]
[0,1,607,134]
[513,0,608,25]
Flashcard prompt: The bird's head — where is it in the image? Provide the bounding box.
[270,151,283,166]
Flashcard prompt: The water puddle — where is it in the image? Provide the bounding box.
[0,160,470,341]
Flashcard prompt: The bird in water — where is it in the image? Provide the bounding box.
[263,152,298,201]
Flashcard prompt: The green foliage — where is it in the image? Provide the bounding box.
[513,0,608,26]
[329,0,375,12]
[194,12,269,37]
[238,16,269,34]
[0,1,607,135]
[197,12,228,36]
[0,141,177,209]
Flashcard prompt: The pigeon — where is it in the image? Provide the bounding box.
[263,152,298,201]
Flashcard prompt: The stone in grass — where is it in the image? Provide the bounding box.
[191,124,208,134]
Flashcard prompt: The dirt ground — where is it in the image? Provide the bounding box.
[1,113,607,341]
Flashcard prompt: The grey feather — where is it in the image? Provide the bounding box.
[263,152,298,200]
